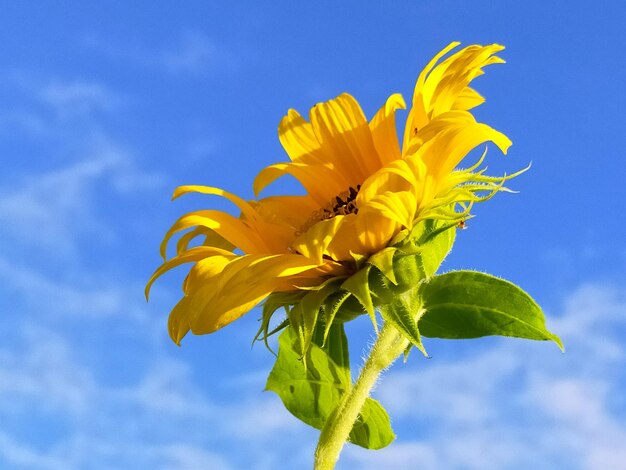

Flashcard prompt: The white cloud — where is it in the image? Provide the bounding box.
[0,72,164,258]
[0,326,234,469]
[5,282,622,469]
[0,432,67,470]
[218,396,299,439]
[0,322,310,470]
[344,442,437,470]
[117,358,214,418]
[0,73,126,138]
[0,327,95,416]
[40,81,123,117]
[161,31,221,75]
[82,30,233,76]
[0,134,163,255]
[160,444,234,470]
[0,256,149,323]
[0,108,50,137]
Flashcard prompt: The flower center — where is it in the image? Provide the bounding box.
[323,184,360,219]
[297,185,361,235]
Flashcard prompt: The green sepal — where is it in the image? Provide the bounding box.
[392,218,457,287]
[321,291,352,345]
[341,265,377,332]
[379,288,428,357]
[368,247,398,285]
[288,279,344,362]
[254,291,306,353]
[418,270,564,350]
[266,325,396,449]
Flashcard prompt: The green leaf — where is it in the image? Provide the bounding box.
[266,325,395,449]
[418,270,564,350]
[348,397,395,450]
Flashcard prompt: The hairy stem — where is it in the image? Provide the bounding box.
[313,322,408,470]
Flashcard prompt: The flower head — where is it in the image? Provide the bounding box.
[147,42,517,345]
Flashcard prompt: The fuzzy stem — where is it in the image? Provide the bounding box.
[313,322,408,470]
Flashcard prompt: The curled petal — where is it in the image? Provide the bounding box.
[369,93,406,166]
[173,185,261,223]
[417,119,511,181]
[404,42,505,150]
[160,210,269,258]
[146,246,235,299]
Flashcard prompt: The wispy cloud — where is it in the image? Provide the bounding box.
[0,327,95,417]
[0,432,67,470]
[0,322,310,470]
[0,73,125,135]
[161,31,222,75]
[40,81,123,117]
[0,257,149,324]
[82,30,235,76]
[3,278,622,470]
[342,284,626,470]
[0,133,163,256]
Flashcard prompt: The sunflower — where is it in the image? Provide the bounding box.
[147,42,515,345]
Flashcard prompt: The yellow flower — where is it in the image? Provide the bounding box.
[147,42,514,344]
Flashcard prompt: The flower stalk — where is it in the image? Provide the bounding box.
[314,321,409,470]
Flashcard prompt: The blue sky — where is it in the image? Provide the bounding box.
[1,1,625,469]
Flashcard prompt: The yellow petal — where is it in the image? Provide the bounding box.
[182,253,235,294]
[416,114,512,181]
[250,195,319,231]
[354,209,399,256]
[278,109,325,164]
[404,109,474,155]
[146,246,234,299]
[175,226,208,255]
[369,93,406,166]
[168,296,191,345]
[363,191,417,230]
[253,161,348,205]
[358,159,419,205]
[310,93,381,184]
[404,41,461,146]
[430,45,505,117]
[173,185,261,223]
[291,216,346,264]
[323,215,360,261]
[176,227,234,256]
[160,210,268,259]
[404,42,506,151]
[187,254,322,334]
[452,87,485,111]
